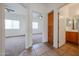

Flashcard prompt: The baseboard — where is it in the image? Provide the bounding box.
[5,35,25,38]
[32,33,42,35]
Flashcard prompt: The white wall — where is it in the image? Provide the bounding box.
[0,4,5,56]
[5,12,26,37]
[68,4,79,18]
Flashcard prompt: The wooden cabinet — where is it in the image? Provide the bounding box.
[78,33,79,45]
[66,31,78,44]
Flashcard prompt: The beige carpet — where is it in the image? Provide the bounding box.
[32,34,42,45]
[5,36,25,56]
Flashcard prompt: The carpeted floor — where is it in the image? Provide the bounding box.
[5,36,25,56]
[32,34,42,45]
[5,34,42,56]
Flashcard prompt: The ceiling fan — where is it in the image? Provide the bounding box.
[5,8,15,12]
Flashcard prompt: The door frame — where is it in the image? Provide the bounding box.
[32,10,43,45]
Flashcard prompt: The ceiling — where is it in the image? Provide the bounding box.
[66,3,79,17]
[22,3,66,8]
[4,3,66,15]
[4,3,26,15]
[45,3,67,12]
[44,3,66,8]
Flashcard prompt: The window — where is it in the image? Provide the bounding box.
[12,20,20,29]
[5,19,20,29]
[32,22,38,29]
[5,20,12,29]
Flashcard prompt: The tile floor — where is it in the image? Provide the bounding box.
[19,42,79,56]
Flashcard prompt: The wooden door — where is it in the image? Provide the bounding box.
[48,11,54,45]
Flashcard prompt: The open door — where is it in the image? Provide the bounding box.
[48,11,54,46]
[58,7,66,47]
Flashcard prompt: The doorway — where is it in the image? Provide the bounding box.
[58,3,79,47]
[32,11,43,45]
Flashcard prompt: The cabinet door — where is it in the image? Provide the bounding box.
[78,32,79,45]
[66,32,78,44]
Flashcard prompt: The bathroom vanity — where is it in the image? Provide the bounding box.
[66,30,78,44]
[66,16,79,45]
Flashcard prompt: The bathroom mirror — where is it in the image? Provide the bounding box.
[66,18,72,27]
[66,16,78,30]
[66,18,73,29]
[73,15,79,30]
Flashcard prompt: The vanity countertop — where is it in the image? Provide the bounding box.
[66,29,78,32]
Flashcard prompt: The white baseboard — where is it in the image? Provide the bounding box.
[32,33,42,35]
[5,35,25,38]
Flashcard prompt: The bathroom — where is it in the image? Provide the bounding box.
[59,3,79,46]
